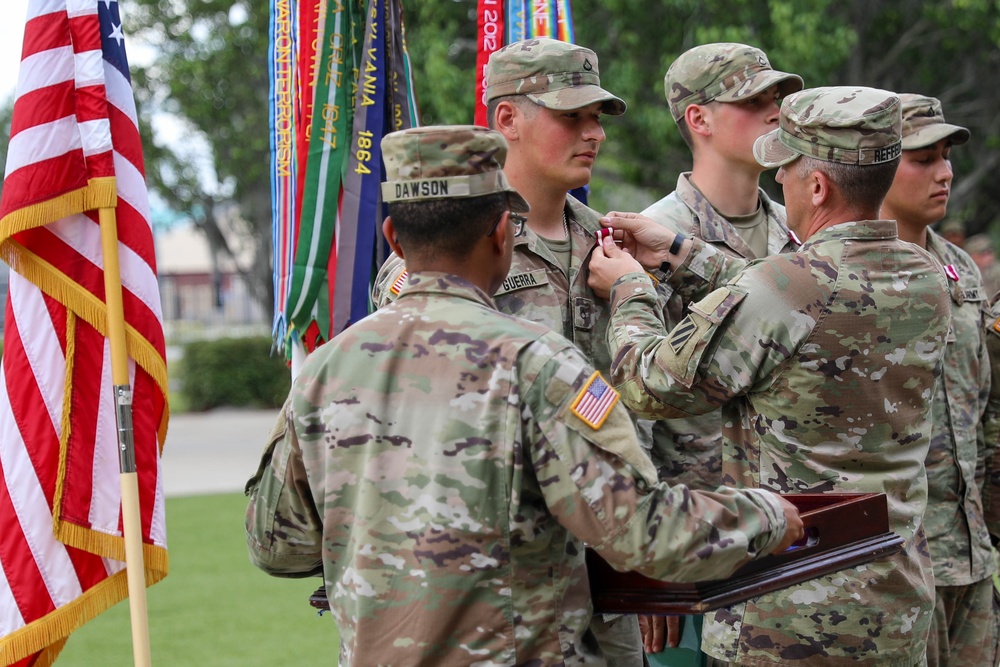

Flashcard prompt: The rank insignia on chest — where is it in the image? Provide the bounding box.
[571,372,619,430]
[390,269,409,295]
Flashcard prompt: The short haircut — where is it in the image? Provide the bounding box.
[388,193,508,258]
[486,95,540,130]
[675,115,695,149]
[795,155,900,214]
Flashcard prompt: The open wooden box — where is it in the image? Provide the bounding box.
[588,492,903,615]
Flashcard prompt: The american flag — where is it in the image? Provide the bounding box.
[570,372,619,430]
[0,1,168,665]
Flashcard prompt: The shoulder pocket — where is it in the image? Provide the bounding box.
[664,287,746,387]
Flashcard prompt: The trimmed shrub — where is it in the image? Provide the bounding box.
[179,337,290,411]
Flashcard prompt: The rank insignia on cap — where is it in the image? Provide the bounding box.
[570,372,619,430]
[944,264,960,282]
[390,268,409,295]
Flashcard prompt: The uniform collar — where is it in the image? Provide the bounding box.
[396,271,497,309]
[675,172,799,256]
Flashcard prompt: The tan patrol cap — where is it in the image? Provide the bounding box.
[381,125,529,213]
[899,94,970,150]
[486,38,626,115]
[665,43,803,121]
[754,86,902,168]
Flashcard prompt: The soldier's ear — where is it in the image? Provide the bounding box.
[494,101,518,140]
[810,170,830,208]
[685,103,712,138]
[382,216,405,260]
[488,211,510,255]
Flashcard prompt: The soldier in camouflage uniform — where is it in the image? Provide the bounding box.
[589,87,952,665]
[371,38,651,664]
[642,42,803,495]
[637,43,803,664]
[245,125,804,666]
[880,94,1000,667]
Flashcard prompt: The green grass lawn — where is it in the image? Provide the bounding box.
[57,493,338,666]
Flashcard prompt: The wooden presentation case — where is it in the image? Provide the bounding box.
[588,492,902,615]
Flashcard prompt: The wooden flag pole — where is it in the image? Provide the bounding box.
[99,205,153,667]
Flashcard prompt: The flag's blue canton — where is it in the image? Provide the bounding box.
[99,0,131,82]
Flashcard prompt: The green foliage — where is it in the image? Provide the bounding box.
[179,337,290,411]
[57,493,337,666]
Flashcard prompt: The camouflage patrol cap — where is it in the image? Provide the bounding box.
[664,43,803,121]
[899,93,970,150]
[754,86,903,168]
[485,38,626,115]
[381,125,529,212]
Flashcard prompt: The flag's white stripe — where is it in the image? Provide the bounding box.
[2,280,83,609]
[25,0,66,22]
[120,241,165,322]
[151,440,167,548]
[79,118,112,157]
[16,45,74,98]
[88,341,123,535]
[0,540,25,634]
[74,48,104,90]
[102,556,126,577]
[105,58,140,129]
[66,0,97,19]
[10,273,64,432]
[5,116,83,178]
[113,148,154,232]
[48,209,164,325]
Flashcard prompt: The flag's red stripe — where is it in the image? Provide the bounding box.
[108,174,157,271]
[12,224,166,355]
[108,103,145,178]
[67,14,102,55]
[4,297,62,507]
[63,544,109,591]
[21,11,71,60]
[132,370,161,538]
[9,81,75,136]
[0,454,56,622]
[83,150,114,180]
[0,312,58,623]
[75,84,110,124]
[0,152,89,216]
[58,323,102,528]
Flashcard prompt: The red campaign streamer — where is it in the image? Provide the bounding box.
[474,0,504,126]
[293,0,322,228]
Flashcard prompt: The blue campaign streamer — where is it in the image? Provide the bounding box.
[347,0,387,325]
[507,0,527,43]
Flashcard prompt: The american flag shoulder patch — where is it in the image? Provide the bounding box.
[570,372,620,430]
[390,268,409,295]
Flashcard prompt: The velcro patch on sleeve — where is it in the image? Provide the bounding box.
[389,268,409,295]
[663,287,746,386]
[570,372,620,430]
